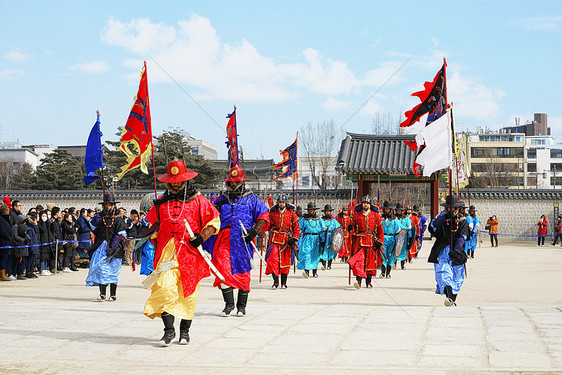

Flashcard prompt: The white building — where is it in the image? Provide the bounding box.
[0,148,40,170]
[184,135,218,160]
[525,136,562,189]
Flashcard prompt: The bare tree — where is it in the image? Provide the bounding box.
[300,120,344,189]
[371,112,401,135]
[469,148,518,188]
[0,158,34,190]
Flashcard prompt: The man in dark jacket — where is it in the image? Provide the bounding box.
[12,214,31,280]
[9,200,23,226]
[49,207,63,271]
[76,208,92,261]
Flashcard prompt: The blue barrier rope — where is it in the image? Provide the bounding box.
[0,240,91,250]
[479,231,556,238]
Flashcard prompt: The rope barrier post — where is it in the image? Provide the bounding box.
[54,240,59,275]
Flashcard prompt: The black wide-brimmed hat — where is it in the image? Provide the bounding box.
[394,202,404,211]
[440,194,465,208]
[98,192,120,205]
[296,206,303,213]
[412,204,420,211]
[469,205,476,212]
[323,204,334,211]
[382,200,394,210]
[306,202,318,210]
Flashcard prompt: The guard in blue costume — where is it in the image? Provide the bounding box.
[206,166,269,317]
[466,205,480,258]
[297,202,323,278]
[413,205,427,258]
[427,195,469,307]
[380,201,398,278]
[319,204,340,271]
[86,193,127,301]
[394,202,412,270]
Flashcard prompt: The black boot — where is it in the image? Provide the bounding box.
[236,289,249,317]
[280,273,288,289]
[327,259,332,270]
[109,283,117,301]
[320,260,326,270]
[381,266,386,278]
[272,274,279,289]
[98,284,107,300]
[312,269,318,278]
[470,250,474,259]
[401,260,406,270]
[221,287,235,317]
[366,274,373,288]
[354,276,362,289]
[70,252,78,271]
[386,265,392,278]
[179,319,191,345]
[452,294,458,303]
[302,269,310,278]
[444,285,456,307]
[159,312,175,347]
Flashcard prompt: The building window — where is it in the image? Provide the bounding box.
[301,176,310,186]
[551,163,562,171]
[191,146,199,155]
[497,147,511,156]
[551,149,562,158]
[527,150,536,159]
[528,163,537,172]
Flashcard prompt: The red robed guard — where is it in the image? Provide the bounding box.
[265,194,300,289]
[347,195,385,289]
[336,206,352,261]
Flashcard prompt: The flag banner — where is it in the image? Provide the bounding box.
[273,134,298,180]
[413,110,452,177]
[116,61,153,180]
[84,111,104,186]
[401,60,447,128]
[226,106,239,169]
[451,133,470,189]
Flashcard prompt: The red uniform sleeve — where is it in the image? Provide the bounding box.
[291,211,300,238]
[377,216,384,243]
[146,204,158,225]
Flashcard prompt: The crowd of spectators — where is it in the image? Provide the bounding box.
[0,196,146,282]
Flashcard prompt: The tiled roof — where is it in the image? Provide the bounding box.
[336,133,417,174]
[459,189,562,200]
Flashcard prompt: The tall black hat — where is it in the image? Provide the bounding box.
[98,192,120,205]
[382,200,394,210]
[440,194,465,208]
[412,204,420,211]
[394,202,404,211]
[323,204,334,211]
[306,202,318,210]
[469,205,476,213]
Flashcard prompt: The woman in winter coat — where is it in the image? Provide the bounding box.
[25,209,41,278]
[38,210,55,275]
[537,215,548,247]
[61,212,79,272]
[12,214,30,279]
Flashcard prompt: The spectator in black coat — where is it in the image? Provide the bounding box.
[12,214,30,280]
[61,212,79,272]
[49,207,63,270]
[38,210,55,275]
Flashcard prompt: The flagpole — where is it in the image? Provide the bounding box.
[97,110,107,202]
[295,132,299,207]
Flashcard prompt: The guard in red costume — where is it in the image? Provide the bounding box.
[406,205,420,261]
[143,160,220,346]
[206,166,269,317]
[347,195,385,289]
[336,206,352,262]
[265,194,300,289]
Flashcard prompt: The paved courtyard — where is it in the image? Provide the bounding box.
[1,240,561,374]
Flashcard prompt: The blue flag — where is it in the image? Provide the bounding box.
[273,134,298,180]
[84,111,104,185]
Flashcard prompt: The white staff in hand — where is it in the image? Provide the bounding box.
[239,220,266,263]
[183,219,225,282]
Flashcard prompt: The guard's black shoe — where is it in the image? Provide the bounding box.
[108,296,116,301]
[281,284,287,289]
[272,283,278,289]
[178,332,190,345]
[97,294,106,301]
[159,331,176,347]
[221,305,234,317]
[366,283,373,288]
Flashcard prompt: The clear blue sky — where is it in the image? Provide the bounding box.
[2,0,561,163]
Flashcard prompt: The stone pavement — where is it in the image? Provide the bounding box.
[1,240,561,374]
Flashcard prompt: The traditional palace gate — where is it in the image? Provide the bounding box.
[336,133,440,219]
